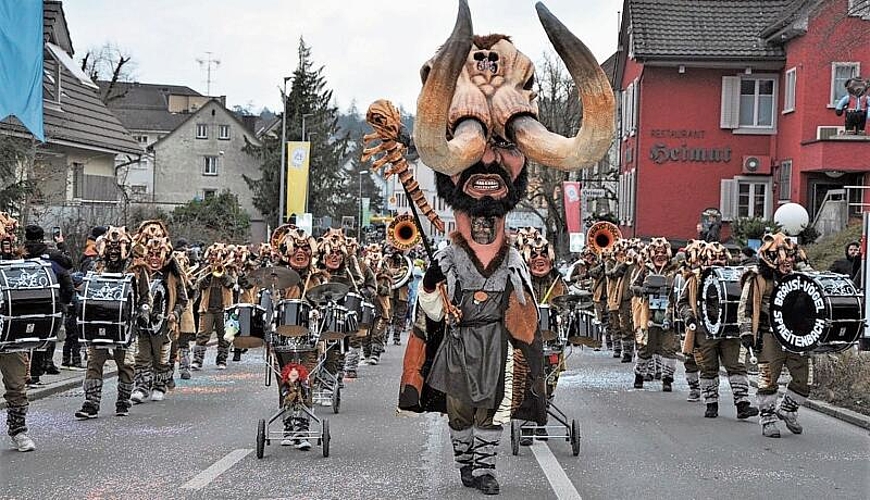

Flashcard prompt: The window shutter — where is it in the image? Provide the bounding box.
[720,76,740,129]
[632,78,640,135]
[720,178,737,221]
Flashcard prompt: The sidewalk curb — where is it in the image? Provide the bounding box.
[675,353,870,431]
[0,340,219,410]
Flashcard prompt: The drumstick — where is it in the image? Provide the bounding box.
[541,276,560,305]
[748,346,757,365]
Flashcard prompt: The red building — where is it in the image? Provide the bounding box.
[612,0,870,240]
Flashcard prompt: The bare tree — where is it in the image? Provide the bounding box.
[79,43,136,103]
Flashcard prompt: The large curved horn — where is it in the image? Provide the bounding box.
[413,0,486,176]
[508,2,616,171]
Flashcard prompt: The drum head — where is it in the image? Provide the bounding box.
[233,336,265,349]
[700,267,743,337]
[276,325,309,338]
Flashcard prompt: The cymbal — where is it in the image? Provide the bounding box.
[550,292,593,310]
[306,282,350,304]
[247,266,300,289]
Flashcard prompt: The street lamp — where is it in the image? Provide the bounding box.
[359,170,369,240]
[278,76,291,228]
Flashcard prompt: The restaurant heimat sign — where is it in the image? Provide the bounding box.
[647,129,732,165]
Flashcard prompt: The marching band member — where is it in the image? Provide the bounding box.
[630,238,678,391]
[739,233,810,438]
[680,242,757,420]
[192,243,236,371]
[571,247,610,351]
[361,243,390,366]
[129,221,188,403]
[343,237,368,379]
[673,248,701,402]
[75,227,137,419]
[606,239,636,363]
[170,249,198,380]
[0,214,35,451]
[386,250,411,346]
[272,225,321,450]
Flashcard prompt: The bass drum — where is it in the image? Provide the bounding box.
[770,272,864,353]
[0,259,61,352]
[77,273,135,348]
[699,266,745,338]
[140,274,171,335]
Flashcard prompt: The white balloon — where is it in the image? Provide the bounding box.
[774,203,810,236]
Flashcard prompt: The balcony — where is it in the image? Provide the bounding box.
[801,133,870,172]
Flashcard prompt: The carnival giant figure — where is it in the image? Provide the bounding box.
[382,2,615,494]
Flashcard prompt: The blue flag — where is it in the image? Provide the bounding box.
[0,0,44,141]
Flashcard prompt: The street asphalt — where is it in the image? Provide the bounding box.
[1,338,868,500]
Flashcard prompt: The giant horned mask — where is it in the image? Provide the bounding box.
[416,1,614,218]
[514,227,554,277]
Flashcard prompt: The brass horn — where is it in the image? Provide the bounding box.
[586,221,622,255]
[387,213,421,251]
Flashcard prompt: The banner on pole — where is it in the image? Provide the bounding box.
[361,197,371,227]
[563,181,582,233]
[0,0,44,141]
[286,141,310,217]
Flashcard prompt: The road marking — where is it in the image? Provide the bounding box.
[530,442,583,500]
[180,448,252,490]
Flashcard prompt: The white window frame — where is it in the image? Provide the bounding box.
[721,74,778,134]
[778,160,792,202]
[203,156,218,176]
[783,68,796,114]
[736,177,772,219]
[830,62,860,107]
[196,123,208,139]
[218,124,230,140]
[618,169,636,225]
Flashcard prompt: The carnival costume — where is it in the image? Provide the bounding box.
[75,227,137,419]
[738,233,810,438]
[391,2,615,494]
[192,243,236,370]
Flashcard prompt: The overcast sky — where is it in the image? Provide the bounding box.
[63,0,624,114]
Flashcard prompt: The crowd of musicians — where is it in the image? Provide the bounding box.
[0,212,856,453]
[0,214,423,452]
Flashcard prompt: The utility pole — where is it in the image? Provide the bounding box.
[196,52,221,95]
[278,77,291,227]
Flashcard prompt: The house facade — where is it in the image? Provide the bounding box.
[613,0,870,240]
[0,1,142,234]
[150,99,265,240]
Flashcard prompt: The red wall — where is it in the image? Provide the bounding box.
[776,0,870,204]
[622,66,771,239]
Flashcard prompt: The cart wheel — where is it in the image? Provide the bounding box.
[332,386,341,414]
[322,418,330,458]
[256,419,266,459]
[510,420,521,456]
[570,419,580,457]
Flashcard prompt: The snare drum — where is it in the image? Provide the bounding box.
[538,304,558,341]
[358,301,376,328]
[77,273,135,348]
[225,303,267,349]
[0,259,61,352]
[770,272,864,353]
[343,292,364,316]
[699,266,745,338]
[276,299,311,337]
[322,304,357,335]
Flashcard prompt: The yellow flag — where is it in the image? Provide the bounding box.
[286,141,310,217]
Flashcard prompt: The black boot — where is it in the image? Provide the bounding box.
[621,352,633,363]
[232,350,242,362]
[662,377,673,392]
[460,465,475,487]
[705,402,719,418]
[475,474,500,495]
[633,374,644,389]
[736,401,759,419]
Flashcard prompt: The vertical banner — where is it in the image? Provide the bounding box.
[0,0,44,141]
[562,181,582,233]
[361,197,371,227]
[286,141,310,218]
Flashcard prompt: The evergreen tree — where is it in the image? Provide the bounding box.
[245,38,353,226]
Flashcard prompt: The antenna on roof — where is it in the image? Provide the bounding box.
[196,51,221,96]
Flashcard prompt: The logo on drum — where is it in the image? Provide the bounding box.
[771,274,826,352]
[26,323,34,334]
